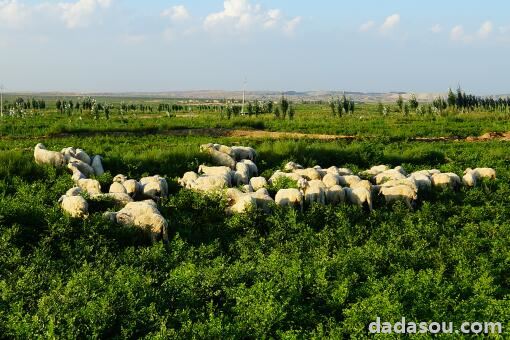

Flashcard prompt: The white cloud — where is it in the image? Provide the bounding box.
[162,27,176,42]
[359,20,374,32]
[283,16,301,35]
[58,0,112,29]
[430,24,442,33]
[380,13,400,32]
[161,5,190,21]
[204,0,299,35]
[477,21,493,39]
[0,0,30,28]
[122,34,145,45]
[450,25,465,41]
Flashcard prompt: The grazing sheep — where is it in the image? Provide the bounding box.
[77,178,102,195]
[338,175,362,187]
[250,177,268,191]
[472,167,497,180]
[337,168,354,176]
[240,159,258,177]
[91,155,104,176]
[68,157,95,177]
[275,189,304,211]
[268,170,303,185]
[300,179,326,206]
[123,179,142,198]
[198,165,233,186]
[234,162,251,186]
[202,145,236,169]
[74,148,92,165]
[226,194,257,215]
[326,166,340,175]
[360,165,389,177]
[61,147,76,162]
[34,143,65,167]
[293,168,322,181]
[140,175,169,200]
[200,143,215,152]
[462,170,477,187]
[213,144,235,158]
[113,174,128,183]
[58,195,89,218]
[408,174,432,192]
[322,173,341,188]
[374,170,407,185]
[68,163,86,182]
[350,180,373,192]
[325,185,345,205]
[66,187,83,197]
[110,182,128,194]
[431,173,461,190]
[178,171,200,188]
[313,166,328,178]
[284,161,303,171]
[379,178,418,193]
[231,146,257,161]
[412,169,441,177]
[379,185,417,209]
[92,193,133,207]
[188,175,229,192]
[249,188,274,213]
[344,187,373,211]
[108,200,168,243]
[394,166,408,176]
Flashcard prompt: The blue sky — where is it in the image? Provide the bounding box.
[1,0,509,94]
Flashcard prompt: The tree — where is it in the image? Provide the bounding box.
[288,105,295,120]
[447,88,456,108]
[56,99,62,113]
[274,106,281,119]
[409,94,419,110]
[279,95,289,119]
[403,103,410,116]
[377,101,384,115]
[247,102,254,117]
[329,99,336,117]
[396,94,404,112]
[348,97,355,114]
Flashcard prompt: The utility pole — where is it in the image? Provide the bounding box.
[241,77,247,115]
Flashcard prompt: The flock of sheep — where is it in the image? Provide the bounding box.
[33,142,497,242]
[178,143,497,213]
[34,143,168,242]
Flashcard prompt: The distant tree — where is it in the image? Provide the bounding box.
[274,106,281,119]
[104,103,110,120]
[447,88,456,108]
[403,103,410,116]
[247,102,254,117]
[56,99,62,113]
[288,105,295,120]
[377,101,384,115]
[409,94,419,110]
[348,98,355,114]
[329,99,336,116]
[279,95,289,119]
[396,94,404,112]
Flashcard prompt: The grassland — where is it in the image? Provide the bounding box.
[1,99,509,338]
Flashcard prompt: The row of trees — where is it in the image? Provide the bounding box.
[329,95,356,117]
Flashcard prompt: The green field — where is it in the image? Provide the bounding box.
[1,97,509,338]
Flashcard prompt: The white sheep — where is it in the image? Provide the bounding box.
[462,170,477,187]
[61,147,76,162]
[379,185,417,209]
[231,146,257,161]
[431,173,461,190]
[337,168,354,176]
[202,145,236,169]
[77,178,102,195]
[338,175,362,187]
[66,187,83,196]
[268,171,303,185]
[198,165,233,186]
[408,174,432,192]
[344,187,373,211]
[313,166,328,178]
[74,148,92,165]
[213,144,235,158]
[322,173,341,188]
[379,178,418,193]
[226,194,257,215]
[68,163,86,182]
[140,175,169,200]
[374,170,407,185]
[350,180,373,192]
[110,182,128,194]
[113,174,128,183]
[91,155,104,176]
[293,168,322,181]
[92,193,133,207]
[113,174,141,198]
[34,143,65,167]
[58,195,89,218]
[325,185,345,205]
[107,200,168,243]
[283,161,303,171]
[249,177,268,191]
[178,171,200,187]
[240,159,258,177]
[249,188,274,213]
[68,157,95,177]
[234,162,251,186]
[275,189,304,212]
[360,165,389,177]
[471,168,496,180]
[300,179,326,206]
[188,175,229,192]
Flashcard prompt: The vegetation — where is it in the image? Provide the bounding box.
[0,94,509,337]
